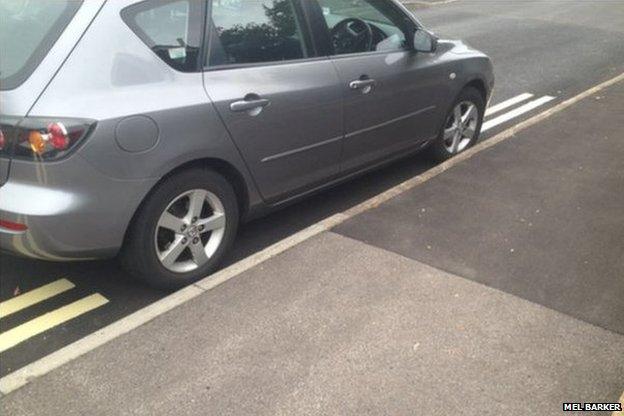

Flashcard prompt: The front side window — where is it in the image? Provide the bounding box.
[122,0,204,72]
[318,0,410,55]
[207,0,309,67]
[0,0,83,90]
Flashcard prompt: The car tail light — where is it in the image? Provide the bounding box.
[0,117,95,161]
[47,122,70,150]
[0,220,28,232]
[0,117,19,158]
[27,123,72,154]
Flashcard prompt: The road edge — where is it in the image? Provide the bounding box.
[2,71,623,396]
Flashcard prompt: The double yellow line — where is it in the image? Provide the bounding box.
[0,279,109,353]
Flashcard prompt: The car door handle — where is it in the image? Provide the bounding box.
[349,78,376,92]
[230,97,270,113]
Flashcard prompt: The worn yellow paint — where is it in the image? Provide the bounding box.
[0,279,75,319]
[0,294,109,353]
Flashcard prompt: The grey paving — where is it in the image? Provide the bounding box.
[335,82,624,334]
[3,0,624,376]
[2,232,623,416]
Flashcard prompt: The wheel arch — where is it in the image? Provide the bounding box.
[157,158,250,218]
[435,77,488,138]
[463,78,488,103]
[119,157,251,254]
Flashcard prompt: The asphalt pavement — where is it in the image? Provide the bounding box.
[335,78,624,334]
[2,79,623,413]
[2,0,624,380]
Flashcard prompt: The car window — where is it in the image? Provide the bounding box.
[207,0,309,67]
[122,0,204,72]
[0,0,83,91]
[318,0,409,55]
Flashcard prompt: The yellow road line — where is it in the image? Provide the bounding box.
[0,279,75,319]
[0,294,109,353]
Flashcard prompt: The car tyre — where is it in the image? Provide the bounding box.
[120,168,239,290]
[428,86,485,161]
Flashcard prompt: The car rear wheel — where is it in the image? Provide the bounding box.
[429,87,485,161]
[121,168,239,290]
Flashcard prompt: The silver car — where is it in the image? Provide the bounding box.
[0,0,494,288]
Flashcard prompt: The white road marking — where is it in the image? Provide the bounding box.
[2,71,624,395]
[485,93,534,117]
[482,96,556,132]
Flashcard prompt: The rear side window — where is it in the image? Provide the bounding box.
[0,0,83,91]
[122,0,205,72]
[207,0,310,67]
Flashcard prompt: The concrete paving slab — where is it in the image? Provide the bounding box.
[335,82,624,334]
[2,233,622,416]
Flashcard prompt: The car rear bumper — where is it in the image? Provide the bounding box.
[0,156,157,261]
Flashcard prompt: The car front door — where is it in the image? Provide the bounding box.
[310,0,449,173]
[202,0,343,203]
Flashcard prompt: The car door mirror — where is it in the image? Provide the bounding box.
[412,29,438,53]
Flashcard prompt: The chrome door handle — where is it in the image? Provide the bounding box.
[349,78,376,92]
[230,98,270,113]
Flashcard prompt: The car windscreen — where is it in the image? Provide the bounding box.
[0,0,83,91]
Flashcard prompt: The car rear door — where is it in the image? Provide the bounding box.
[310,0,449,173]
[202,0,343,203]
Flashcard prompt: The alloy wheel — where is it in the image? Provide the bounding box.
[154,189,226,274]
[443,101,479,154]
